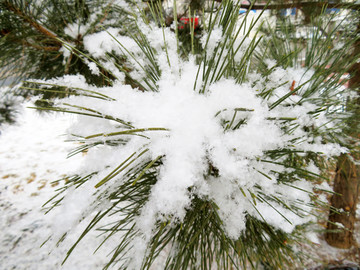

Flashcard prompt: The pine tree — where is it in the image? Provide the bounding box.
[1,0,359,269]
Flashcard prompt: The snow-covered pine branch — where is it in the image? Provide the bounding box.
[29,1,355,269]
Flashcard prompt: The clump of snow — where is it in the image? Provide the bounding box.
[43,54,345,268]
[85,60,100,76]
[201,26,223,56]
[83,28,138,58]
[59,45,72,60]
[306,231,320,244]
[64,21,89,39]
[29,5,350,269]
[264,58,277,69]
[334,222,345,229]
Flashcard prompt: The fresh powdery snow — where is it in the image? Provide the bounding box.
[0,101,357,269]
[40,65,345,269]
[0,103,118,270]
[0,9,354,269]
[22,17,349,268]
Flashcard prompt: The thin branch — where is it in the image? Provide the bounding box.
[3,1,61,43]
[22,40,60,51]
[239,1,360,10]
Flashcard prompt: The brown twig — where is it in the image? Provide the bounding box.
[22,40,60,51]
[3,1,61,43]
[239,1,360,10]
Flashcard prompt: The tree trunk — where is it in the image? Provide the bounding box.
[325,154,360,248]
[325,16,360,249]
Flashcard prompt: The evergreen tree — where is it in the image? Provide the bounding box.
[0,0,359,269]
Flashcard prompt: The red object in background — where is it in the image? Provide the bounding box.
[178,17,199,30]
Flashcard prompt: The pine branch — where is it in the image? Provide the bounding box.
[15,0,357,268]
[2,1,61,46]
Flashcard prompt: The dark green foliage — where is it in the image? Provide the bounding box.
[0,0,134,86]
[0,0,139,122]
[0,90,21,124]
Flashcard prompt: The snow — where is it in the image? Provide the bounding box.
[0,103,118,269]
[1,2,358,269]
[37,63,345,268]
[200,25,223,56]
[24,10,350,266]
[64,22,89,39]
[83,28,137,58]
[0,103,358,269]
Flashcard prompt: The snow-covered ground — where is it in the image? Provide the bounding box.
[0,103,359,269]
[0,103,118,270]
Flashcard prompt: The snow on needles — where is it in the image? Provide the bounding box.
[42,19,347,269]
